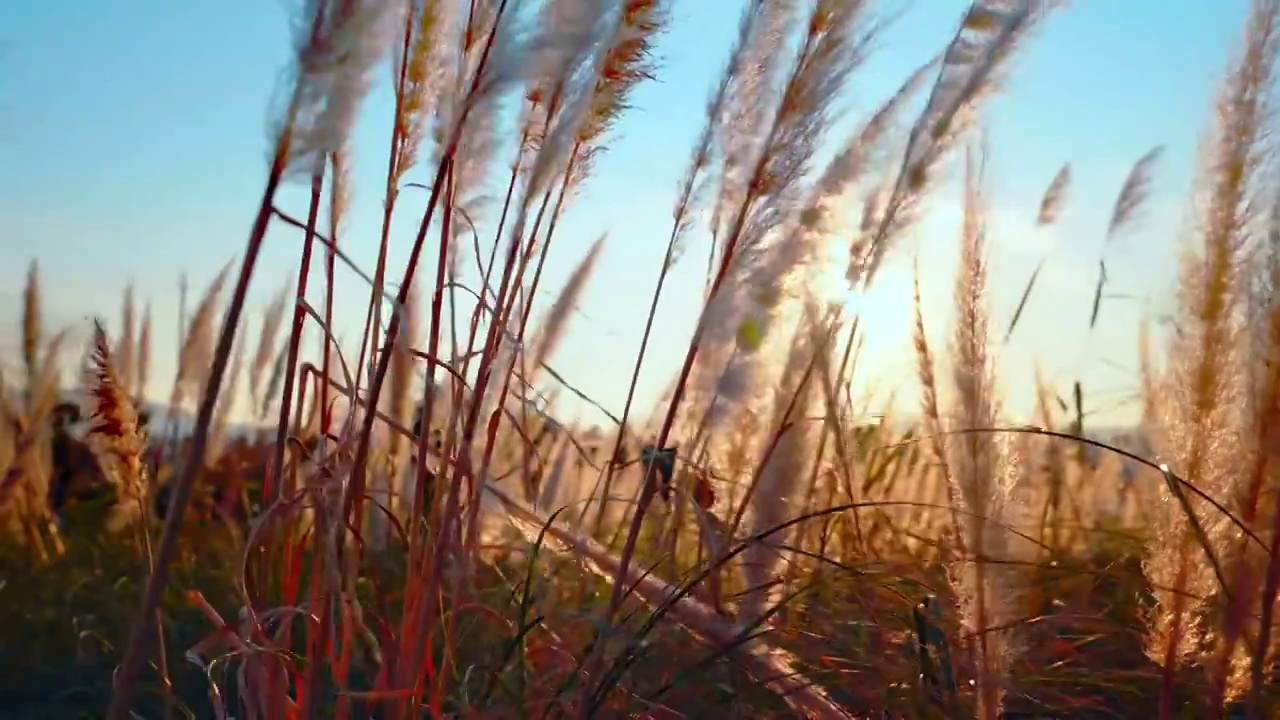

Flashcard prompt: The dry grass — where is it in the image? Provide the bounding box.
[9,0,1280,718]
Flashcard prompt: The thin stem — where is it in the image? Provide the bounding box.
[106,131,289,720]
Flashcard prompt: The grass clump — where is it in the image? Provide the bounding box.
[12,0,1280,718]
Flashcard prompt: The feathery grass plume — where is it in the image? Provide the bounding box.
[22,260,40,394]
[117,283,136,398]
[535,432,571,513]
[665,0,767,273]
[855,0,1057,285]
[384,286,419,531]
[280,0,402,176]
[585,22,756,521]
[0,375,21,505]
[1221,216,1280,699]
[708,0,796,255]
[391,0,451,188]
[522,0,616,177]
[209,333,246,464]
[261,337,290,422]
[465,0,615,413]
[1242,196,1280,439]
[249,280,291,410]
[85,320,147,533]
[16,326,70,426]
[508,0,666,369]
[437,0,534,204]
[378,286,419,532]
[1005,161,1071,341]
[775,56,936,348]
[569,0,669,186]
[944,146,1016,719]
[329,144,351,239]
[0,319,69,547]
[506,0,669,305]
[735,0,877,261]
[450,103,498,225]
[1089,146,1163,328]
[805,57,937,239]
[696,0,873,436]
[0,422,42,547]
[1036,162,1070,226]
[477,298,525,435]
[172,260,234,411]
[1108,146,1164,239]
[136,301,151,403]
[1244,187,1280,711]
[744,0,878,261]
[529,233,606,373]
[386,285,420,460]
[1245,206,1280,399]
[1146,0,1280,701]
[786,316,855,566]
[737,301,831,626]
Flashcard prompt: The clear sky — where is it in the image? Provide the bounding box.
[0,0,1250,430]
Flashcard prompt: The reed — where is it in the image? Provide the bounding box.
[12,0,1280,718]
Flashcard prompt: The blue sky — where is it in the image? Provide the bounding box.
[0,0,1249,429]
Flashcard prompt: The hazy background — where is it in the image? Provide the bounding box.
[0,0,1247,430]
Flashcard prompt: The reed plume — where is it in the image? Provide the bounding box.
[385,285,419,527]
[391,0,452,189]
[117,283,136,397]
[856,0,1057,284]
[250,280,291,410]
[1244,187,1280,712]
[438,0,534,198]
[0,273,68,551]
[738,303,831,625]
[708,0,796,256]
[136,302,152,403]
[261,338,290,422]
[282,0,402,176]
[1036,163,1070,226]
[529,233,606,373]
[1004,161,1073,341]
[698,0,873,437]
[570,0,668,186]
[172,261,234,411]
[1146,0,1280,706]
[209,334,246,463]
[85,320,147,533]
[943,146,1019,719]
[1109,147,1163,238]
[522,0,616,188]
[1088,146,1164,328]
[668,0,766,270]
[22,260,40,395]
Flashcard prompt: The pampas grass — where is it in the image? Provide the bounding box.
[85,320,147,534]
[942,147,1022,719]
[1146,2,1280,713]
[18,1,1280,718]
[738,303,831,625]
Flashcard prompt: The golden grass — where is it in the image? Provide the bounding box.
[10,0,1280,718]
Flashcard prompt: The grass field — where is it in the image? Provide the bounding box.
[6,0,1280,717]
